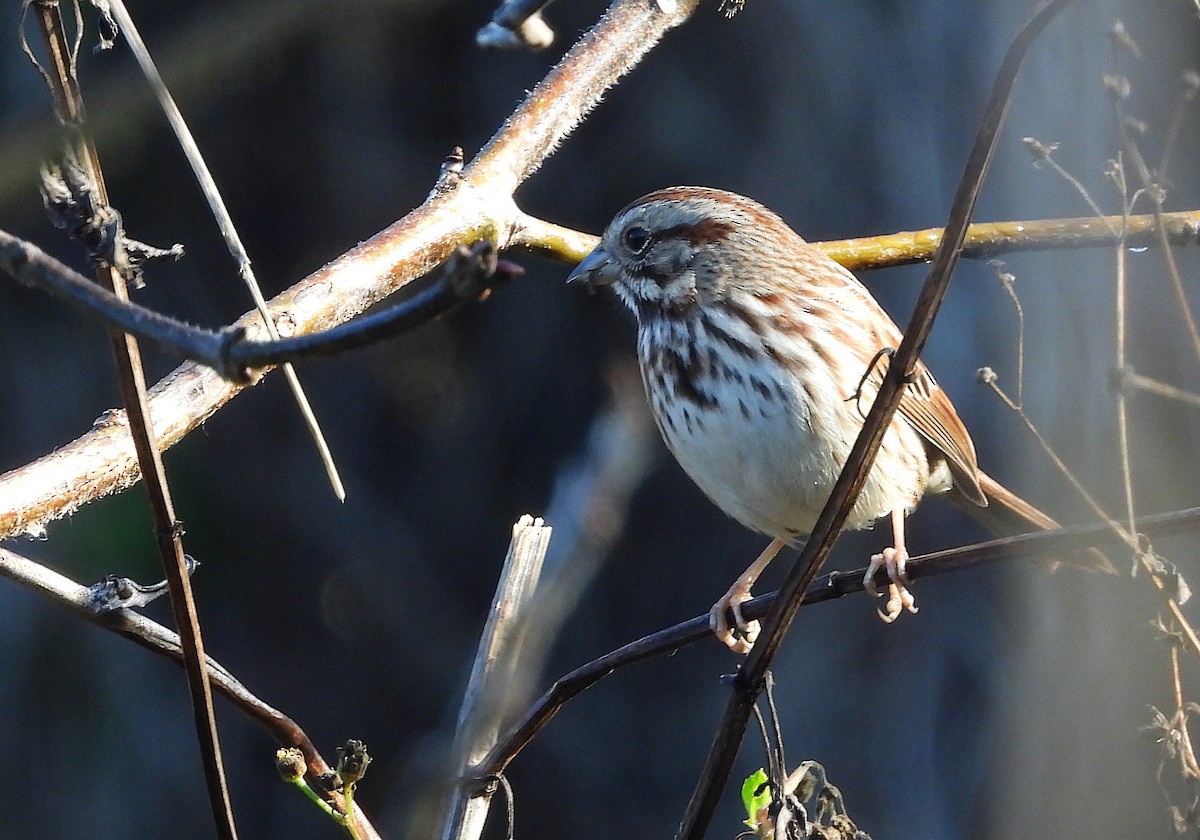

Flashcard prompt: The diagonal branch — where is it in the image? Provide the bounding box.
[467,505,1200,778]
[0,0,695,542]
[676,1,1075,836]
[0,545,382,840]
[0,232,523,381]
[26,2,236,833]
[3,200,1197,544]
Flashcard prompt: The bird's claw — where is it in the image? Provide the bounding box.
[864,546,918,623]
[711,586,759,654]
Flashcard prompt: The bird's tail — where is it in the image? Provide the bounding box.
[946,469,1116,574]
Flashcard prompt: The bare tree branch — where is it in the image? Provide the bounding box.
[819,209,1200,270]
[6,207,1199,384]
[0,545,382,840]
[3,201,1197,544]
[677,1,1075,835]
[0,0,699,541]
[104,0,346,501]
[0,232,522,380]
[472,505,1200,779]
[26,2,236,832]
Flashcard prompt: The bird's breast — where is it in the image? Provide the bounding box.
[636,319,933,540]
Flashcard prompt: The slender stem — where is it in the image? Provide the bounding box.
[0,0,703,545]
[30,3,237,835]
[1110,150,1138,546]
[469,505,1200,778]
[103,0,345,500]
[0,545,383,840]
[1120,371,1200,408]
[676,2,1075,836]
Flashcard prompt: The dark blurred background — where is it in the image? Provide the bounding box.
[1,0,1199,838]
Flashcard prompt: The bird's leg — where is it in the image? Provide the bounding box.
[863,509,917,623]
[710,537,786,654]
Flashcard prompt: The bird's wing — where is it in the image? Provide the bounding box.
[825,264,987,507]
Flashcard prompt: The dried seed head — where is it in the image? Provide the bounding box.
[1022,136,1059,164]
[275,748,307,783]
[336,740,371,785]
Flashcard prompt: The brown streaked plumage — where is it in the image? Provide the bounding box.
[568,187,1107,653]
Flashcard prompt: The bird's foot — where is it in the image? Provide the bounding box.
[710,583,759,654]
[864,546,917,623]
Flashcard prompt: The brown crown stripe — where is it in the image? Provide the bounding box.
[657,219,737,247]
[619,186,736,215]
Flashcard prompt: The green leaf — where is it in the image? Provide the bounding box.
[741,768,771,830]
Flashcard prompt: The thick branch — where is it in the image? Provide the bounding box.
[0,0,698,540]
[3,197,1197,543]
[9,208,1199,381]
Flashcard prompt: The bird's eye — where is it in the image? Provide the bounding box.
[622,225,652,255]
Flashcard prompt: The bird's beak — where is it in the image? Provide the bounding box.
[566,245,618,289]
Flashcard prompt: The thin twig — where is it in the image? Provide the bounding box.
[0,231,520,381]
[0,546,382,840]
[26,2,236,835]
[103,0,346,501]
[470,505,1200,778]
[1023,136,1116,230]
[983,373,1200,657]
[1113,80,1200,364]
[676,3,1075,836]
[1152,581,1200,660]
[989,260,1025,408]
[5,206,1199,390]
[1170,645,1200,779]
[982,373,1134,545]
[1159,70,1200,184]
[0,0,701,543]
[1116,369,1200,408]
[1112,181,1138,551]
[1105,54,1200,671]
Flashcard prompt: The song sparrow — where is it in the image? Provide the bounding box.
[568,187,1100,653]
